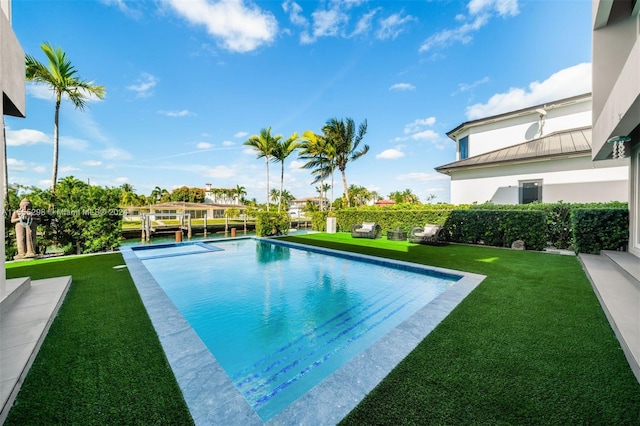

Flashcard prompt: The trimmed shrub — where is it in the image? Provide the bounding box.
[255,212,290,237]
[571,208,629,254]
[444,210,547,250]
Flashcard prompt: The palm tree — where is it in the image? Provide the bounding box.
[322,117,369,208]
[244,127,281,211]
[298,130,336,211]
[272,132,299,212]
[233,184,247,204]
[150,186,168,204]
[26,42,106,190]
[270,188,280,206]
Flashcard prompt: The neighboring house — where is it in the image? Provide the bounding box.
[435,93,629,205]
[288,197,326,217]
[1,0,26,288]
[123,202,246,222]
[592,0,640,257]
[203,183,241,205]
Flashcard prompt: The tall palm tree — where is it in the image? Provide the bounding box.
[298,130,336,211]
[322,117,369,208]
[26,42,106,190]
[272,132,299,212]
[244,127,281,211]
[270,188,280,206]
[233,184,247,204]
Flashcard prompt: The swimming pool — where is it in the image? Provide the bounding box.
[121,238,485,424]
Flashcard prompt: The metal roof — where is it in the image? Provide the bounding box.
[445,93,592,139]
[435,126,592,174]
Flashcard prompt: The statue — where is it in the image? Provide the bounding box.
[11,198,38,259]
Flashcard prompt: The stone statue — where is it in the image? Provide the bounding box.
[11,198,38,259]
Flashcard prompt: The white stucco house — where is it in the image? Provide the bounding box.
[1,0,26,291]
[435,93,629,205]
[592,0,639,257]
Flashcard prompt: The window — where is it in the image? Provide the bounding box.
[519,180,542,204]
[459,136,469,160]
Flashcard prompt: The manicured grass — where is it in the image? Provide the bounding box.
[5,253,194,425]
[5,234,640,424]
[282,233,640,425]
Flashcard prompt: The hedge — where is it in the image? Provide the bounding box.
[571,209,629,254]
[444,210,547,250]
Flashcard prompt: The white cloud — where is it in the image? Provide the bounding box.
[389,83,415,91]
[101,147,133,161]
[166,0,278,53]
[411,130,439,141]
[452,76,490,95]
[159,109,193,117]
[419,0,518,53]
[114,177,129,184]
[222,140,234,146]
[197,142,214,149]
[26,84,55,101]
[235,131,249,138]
[404,117,436,134]
[351,9,378,37]
[60,136,89,151]
[203,165,235,178]
[283,0,308,27]
[396,172,449,182]
[243,147,257,155]
[466,63,592,119]
[468,0,519,17]
[83,160,103,166]
[311,8,349,39]
[5,128,50,146]
[376,148,405,159]
[26,83,105,104]
[59,165,80,173]
[289,160,306,172]
[375,12,415,40]
[127,73,157,98]
[6,158,26,170]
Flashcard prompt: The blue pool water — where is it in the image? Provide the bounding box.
[132,238,460,421]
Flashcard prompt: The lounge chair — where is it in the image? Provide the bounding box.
[351,222,381,239]
[409,224,446,245]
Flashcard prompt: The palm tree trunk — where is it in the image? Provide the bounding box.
[2,115,8,205]
[330,168,335,213]
[51,99,61,191]
[279,163,284,213]
[341,169,350,208]
[265,156,270,212]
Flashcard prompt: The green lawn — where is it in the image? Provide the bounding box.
[5,253,194,425]
[5,234,640,424]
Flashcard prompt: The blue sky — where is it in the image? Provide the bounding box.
[6,0,592,203]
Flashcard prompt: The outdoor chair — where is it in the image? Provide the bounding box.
[409,224,447,245]
[351,222,382,239]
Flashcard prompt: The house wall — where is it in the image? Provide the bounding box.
[455,97,591,159]
[592,0,640,255]
[449,156,629,205]
[1,0,26,293]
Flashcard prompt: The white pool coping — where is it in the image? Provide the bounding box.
[120,237,485,425]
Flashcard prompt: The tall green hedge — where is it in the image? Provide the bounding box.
[469,201,627,249]
[571,209,629,254]
[310,202,629,253]
[444,210,547,250]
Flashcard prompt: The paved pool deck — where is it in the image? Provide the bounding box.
[0,275,72,424]
[120,238,486,425]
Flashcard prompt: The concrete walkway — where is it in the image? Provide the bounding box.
[0,275,72,424]
[579,251,640,383]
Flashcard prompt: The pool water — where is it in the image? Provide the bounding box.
[133,238,459,421]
